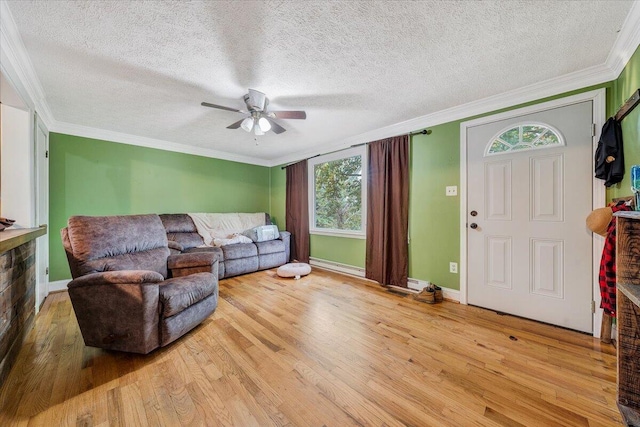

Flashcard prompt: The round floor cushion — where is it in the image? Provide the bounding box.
[277,262,311,279]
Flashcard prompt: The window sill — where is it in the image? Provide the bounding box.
[310,230,366,239]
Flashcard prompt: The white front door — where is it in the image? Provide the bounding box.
[466,101,593,333]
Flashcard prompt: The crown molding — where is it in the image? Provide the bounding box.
[606,0,640,78]
[270,62,617,167]
[270,2,640,167]
[0,0,55,128]
[2,0,639,168]
[50,121,273,167]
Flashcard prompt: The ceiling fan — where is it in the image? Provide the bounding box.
[201,89,306,135]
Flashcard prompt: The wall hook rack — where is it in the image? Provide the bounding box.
[615,88,640,122]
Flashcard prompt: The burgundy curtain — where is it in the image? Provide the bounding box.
[285,160,310,263]
[365,135,409,287]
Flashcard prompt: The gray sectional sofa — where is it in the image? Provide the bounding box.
[159,213,291,279]
[61,212,289,354]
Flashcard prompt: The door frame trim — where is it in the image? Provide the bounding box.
[459,88,606,336]
[34,112,49,313]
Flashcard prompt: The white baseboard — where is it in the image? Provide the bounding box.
[407,277,461,302]
[48,279,70,293]
[309,257,366,277]
[309,258,461,302]
[406,278,426,292]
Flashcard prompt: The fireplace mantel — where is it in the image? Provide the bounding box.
[0,226,46,254]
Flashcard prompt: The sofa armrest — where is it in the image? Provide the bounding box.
[167,240,184,253]
[168,252,216,269]
[66,271,163,354]
[279,231,291,240]
[279,231,291,262]
[68,270,165,289]
[168,253,219,278]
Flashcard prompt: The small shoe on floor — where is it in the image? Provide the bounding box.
[414,287,435,304]
[432,284,443,303]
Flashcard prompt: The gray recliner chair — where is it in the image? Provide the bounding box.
[61,214,219,354]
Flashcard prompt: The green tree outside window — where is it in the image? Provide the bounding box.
[314,155,362,231]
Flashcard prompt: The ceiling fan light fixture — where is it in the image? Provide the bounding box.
[201,89,306,136]
[258,117,271,132]
[241,117,254,132]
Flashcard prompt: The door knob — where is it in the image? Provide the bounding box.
[470,223,478,229]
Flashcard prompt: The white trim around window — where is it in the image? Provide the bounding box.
[308,146,368,239]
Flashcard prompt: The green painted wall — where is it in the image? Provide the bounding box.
[310,234,366,267]
[49,133,270,281]
[408,121,460,288]
[56,47,636,287]
[608,44,640,200]
[270,77,635,290]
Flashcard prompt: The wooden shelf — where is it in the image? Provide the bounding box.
[619,283,640,308]
[616,211,640,220]
[616,213,640,426]
[0,226,47,254]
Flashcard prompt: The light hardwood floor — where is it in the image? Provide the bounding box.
[0,268,622,426]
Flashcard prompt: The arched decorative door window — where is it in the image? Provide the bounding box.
[485,123,564,156]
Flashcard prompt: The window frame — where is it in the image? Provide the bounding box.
[484,121,565,157]
[307,146,368,239]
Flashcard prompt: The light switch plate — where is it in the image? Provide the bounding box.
[446,186,457,196]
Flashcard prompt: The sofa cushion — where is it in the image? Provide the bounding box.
[160,214,198,233]
[66,214,170,278]
[167,252,217,269]
[168,233,204,250]
[255,239,285,255]
[221,243,258,260]
[160,214,204,250]
[160,273,217,317]
[67,214,168,261]
[259,252,287,270]
[224,257,259,277]
[160,294,217,347]
[183,246,224,262]
[167,240,183,252]
[83,247,171,278]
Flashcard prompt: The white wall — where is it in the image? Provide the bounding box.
[1,103,35,227]
[1,71,27,109]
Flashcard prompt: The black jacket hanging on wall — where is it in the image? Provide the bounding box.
[595,117,624,187]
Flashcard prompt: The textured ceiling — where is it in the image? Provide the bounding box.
[4,0,635,164]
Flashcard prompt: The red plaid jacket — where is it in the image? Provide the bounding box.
[599,202,633,316]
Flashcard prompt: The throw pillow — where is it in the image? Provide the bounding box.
[243,225,280,242]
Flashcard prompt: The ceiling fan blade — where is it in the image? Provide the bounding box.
[226,119,245,129]
[201,101,243,113]
[270,110,307,120]
[266,118,286,134]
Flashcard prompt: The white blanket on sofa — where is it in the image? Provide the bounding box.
[188,213,266,247]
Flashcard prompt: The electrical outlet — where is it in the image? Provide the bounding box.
[446,186,457,196]
[449,262,458,274]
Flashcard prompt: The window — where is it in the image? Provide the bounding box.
[485,122,564,156]
[308,146,367,238]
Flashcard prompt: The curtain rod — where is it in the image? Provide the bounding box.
[280,128,432,169]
